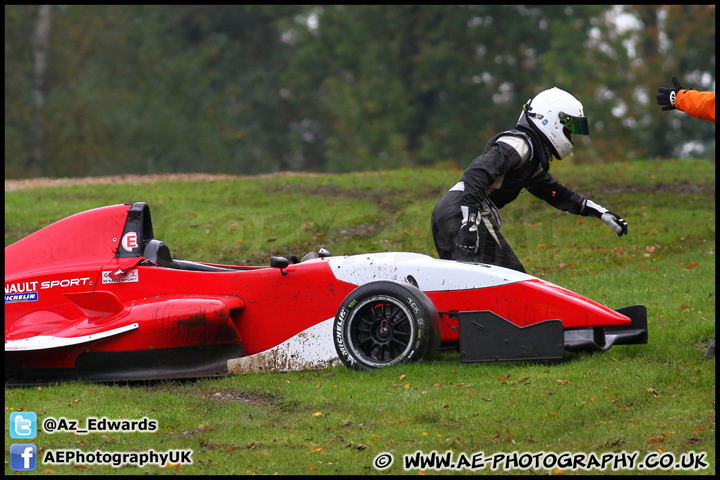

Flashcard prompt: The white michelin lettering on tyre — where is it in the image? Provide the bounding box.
[334,311,348,357]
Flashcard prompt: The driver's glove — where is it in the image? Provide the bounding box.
[601,212,628,236]
[454,206,480,253]
[582,200,628,237]
[656,75,684,111]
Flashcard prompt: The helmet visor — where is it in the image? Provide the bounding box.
[559,112,589,135]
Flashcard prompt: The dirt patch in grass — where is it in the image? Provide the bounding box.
[270,183,417,212]
[203,389,278,406]
[579,179,715,197]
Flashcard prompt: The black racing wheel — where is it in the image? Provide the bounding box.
[333,280,440,370]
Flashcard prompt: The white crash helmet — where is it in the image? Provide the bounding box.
[518,87,589,160]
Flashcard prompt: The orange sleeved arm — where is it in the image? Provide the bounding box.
[675,89,715,123]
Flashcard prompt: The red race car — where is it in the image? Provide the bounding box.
[5,202,647,382]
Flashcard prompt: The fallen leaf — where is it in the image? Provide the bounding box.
[442,404,449,409]
[693,427,704,433]
[308,465,317,471]
[685,262,698,270]
[556,380,570,385]
[312,411,323,417]
[399,374,406,380]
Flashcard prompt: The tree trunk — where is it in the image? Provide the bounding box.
[29,5,52,173]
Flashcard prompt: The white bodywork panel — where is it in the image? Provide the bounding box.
[4,323,139,351]
[328,252,533,290]
[228,318,340,374]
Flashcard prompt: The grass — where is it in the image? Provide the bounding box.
[4,159,715,475]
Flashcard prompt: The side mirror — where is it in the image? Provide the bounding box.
[270,256,290,275]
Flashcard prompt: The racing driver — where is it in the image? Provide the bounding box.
[431,87,628,273]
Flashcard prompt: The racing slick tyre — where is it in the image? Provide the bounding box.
[333,280,441,371]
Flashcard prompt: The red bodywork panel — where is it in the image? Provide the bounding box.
[430,279,631,344]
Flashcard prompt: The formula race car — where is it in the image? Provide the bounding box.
[5,202,648,382]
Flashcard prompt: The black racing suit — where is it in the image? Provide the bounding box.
[431,125,590,272]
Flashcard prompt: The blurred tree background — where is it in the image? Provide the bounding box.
[5,5,715,178]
